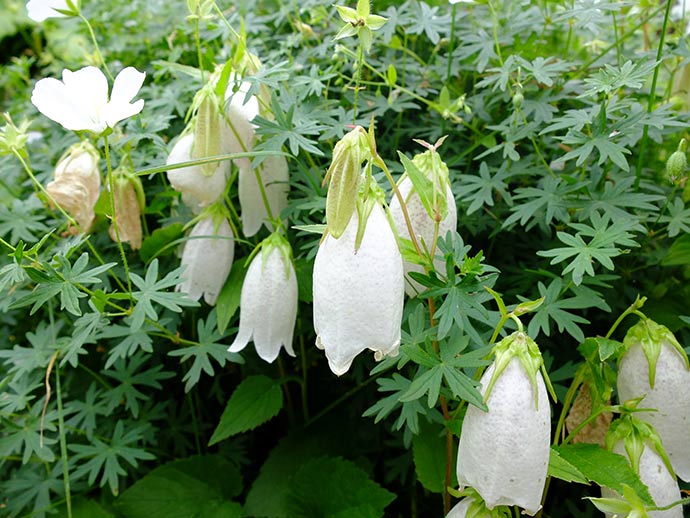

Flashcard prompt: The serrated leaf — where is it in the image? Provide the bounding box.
[284,456,395,518]
[412,419,456,493]
[548,447,588,484]
[553,443,654,506]
[209,375,283,445]
[115,455,242,518]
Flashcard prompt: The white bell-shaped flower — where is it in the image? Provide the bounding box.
[617,319,690,481]
[47,141,101,232]
[228,237,297,362]
[601,442,682,518]
[177,213,234,305]
[238,154,289,237]
[166,133,229,212]
[313,202,404,376]
[220,75,259,171]
[31,66,145,134]
[390,176,457,296]
[456,332,551,516]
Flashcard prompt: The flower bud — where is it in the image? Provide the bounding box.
[238,154,289,237]
[108,170,143,250]
[177,213,234,305]
[456,331,550,516]
[228,237,297,363]
[47,141,101,232]
[313,200,404,376]
[617,319,690,481]
[193,91,224,177]
[166,133,229,212]
[665,140,687,184]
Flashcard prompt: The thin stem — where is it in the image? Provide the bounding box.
[55,362,72,518]
[353,45,364,123]
[604,296,646,339]
[78,13,112,81]
[195,15,205,82]
[552,365,585,445]
[103,135,133,296]
[488,0,504,66]
[634,0,673,190]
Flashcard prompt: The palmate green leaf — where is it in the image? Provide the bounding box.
[64,383,108,440]
[537,212,642,285]
[662,233,690,266]
[578,175,664,222]
[0,198,49,244]
[527,278,594,342]
[0,404,57,464]
[362,373,427,434]
[130,259,199,332]
[560,132,631,171]
[456,161,513,215]
[659,198,690,237]
[284,456,395,518]
[61,308,109,368]
[504,175,583,229]
[70,421,155,496]
[0,321,62,376]
[209,375,283,445]
[99,317,157,369]
[102,352,175,418]
[115,456,242,518]
[552,444,654,506]
[0,463,63,518]
[168,311,243,392]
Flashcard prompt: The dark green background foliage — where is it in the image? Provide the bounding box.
[1,0,689,516]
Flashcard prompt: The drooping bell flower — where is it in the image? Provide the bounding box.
[313,181,404,376]
[617,318,690,481]
[228,234,297,363]
[177,209,234,305]
[46,141,101,232]
[166,133,229,212]
[456,331,551,516]
[599,414,683,518]
[108,167,143,250]
[238,154,289,237]
[389,141,457,296]
[220,73,259,172]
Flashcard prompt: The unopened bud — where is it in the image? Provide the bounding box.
[666,139,687,184]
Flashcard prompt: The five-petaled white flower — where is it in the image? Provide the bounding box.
[26,0,74,22]
[31,66,146,134]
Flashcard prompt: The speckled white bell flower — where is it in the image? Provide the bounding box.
[166,133,229,212]
[617,319,690,481]
[31,66,145,134]
[177,214,234,305]
[601,442,682,518]
[221,75,259,171]
[390,176,457,296]
[313,202,404,376]
[47,141,101,232]
[228,239,297,363]
[238,154,289,237]
[456,332,550,516]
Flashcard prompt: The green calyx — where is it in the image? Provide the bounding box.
[192,87,223,178]
[483,330,546,409]
[324,126,371,239]
[333,0,387,53]
[621,318,689,388]
[353,170,385,251]
[259,232,294,279]
[606,412,675,478]
[451,488,511,518]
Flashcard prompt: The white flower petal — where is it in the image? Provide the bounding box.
[617,341,690,481]
[238,155,289,237]
[110,67,146,105]
[26,0,69,22]
[166,134,229,211]
[313,203,404,376]
[229,247,297,363]
[601,442,683,518]
[32,77,97,132]
[177,216,234,305]
[390,177,457,296]
[456,359,550,515]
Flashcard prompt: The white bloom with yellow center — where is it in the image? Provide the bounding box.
[313,203,404,376]
[31,66,145,134]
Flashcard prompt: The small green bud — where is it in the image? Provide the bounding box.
[512,91,524,110]
[666,139,687,184]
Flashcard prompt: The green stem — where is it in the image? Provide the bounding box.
[55,362,72,518]
[195,14,205,82]
[604,295,647,339]
[553,365,585,445]
[488,0,504,66]
[353,45,364,123]
[78,13,112,81]
[103,135,133,296]
[635,0,672,190]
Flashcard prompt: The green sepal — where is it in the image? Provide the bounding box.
[192,88,223,177]
[621,318,690,388]
[587,485,650,517]
[483,331,545,409]
[353,173,385,251]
